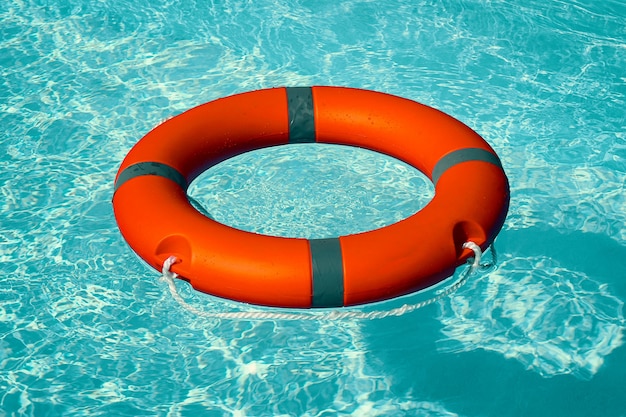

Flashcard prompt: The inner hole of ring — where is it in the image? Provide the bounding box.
[187,143,434,239]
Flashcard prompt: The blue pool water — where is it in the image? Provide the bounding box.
[1,0,625,415]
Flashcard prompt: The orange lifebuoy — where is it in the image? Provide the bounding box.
[113,86,509,308]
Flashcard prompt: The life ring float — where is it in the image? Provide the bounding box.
[113,86,509,308]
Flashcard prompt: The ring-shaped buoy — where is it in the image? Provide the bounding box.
[113,86,509,308]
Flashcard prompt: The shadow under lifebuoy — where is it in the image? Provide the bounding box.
[363,227,626,417]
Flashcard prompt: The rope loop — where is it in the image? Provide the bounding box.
[159,241,490,321]
[462,241,482,269]
[161,255,178,280]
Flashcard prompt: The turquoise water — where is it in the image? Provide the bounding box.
[1,0,625,415]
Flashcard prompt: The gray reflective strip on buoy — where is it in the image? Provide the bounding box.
[309,238,344,307]
[286,87,315,143]
[431,148,503,185]
[114,162,187,193]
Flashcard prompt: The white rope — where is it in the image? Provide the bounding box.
[159,241,484,321]
[462,241,482,268]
